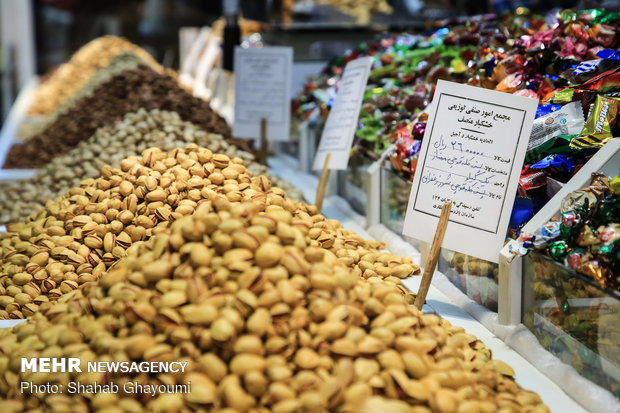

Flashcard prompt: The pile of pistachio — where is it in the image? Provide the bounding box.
[0,146,415,319]
[0,147,547,412]
[0,109,303,225]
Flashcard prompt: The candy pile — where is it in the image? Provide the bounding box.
[0,146,416,319]
[0,148,547,412]
[518,173,620,291]
[0,109,303,225]
[4,66,237,169]
[294,10,620,235]
[27,36,160,117]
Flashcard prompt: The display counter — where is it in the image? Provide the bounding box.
[523,251,620,398]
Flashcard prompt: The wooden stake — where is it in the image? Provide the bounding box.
[258,118,268,164]
[315,153,332,212]
[414,202,452,310]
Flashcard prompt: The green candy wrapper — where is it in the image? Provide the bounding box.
[549,240,569,261]
[525,135,574,164]
[571,95,620,150]
[560,201,588,244]
[593,194,620,227]
[611,174,620,194]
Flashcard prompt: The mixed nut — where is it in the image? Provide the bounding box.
[4,66,237,169]
[18,52,162,142]
[0,109,303,225]
[0,146,414,319]
[27,36,160,117]
[0,149,547,410]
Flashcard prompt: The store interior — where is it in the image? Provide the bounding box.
[0,0,619,412]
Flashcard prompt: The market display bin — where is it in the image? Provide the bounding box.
[437,249,499,312]
[499,139,620,325]
[522,251,620,397]
[379,165,410,234]
[337,151,373,215]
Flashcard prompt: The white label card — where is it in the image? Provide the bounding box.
[313,56,373,170]
[233,47,293,141]
[403,80,538,263]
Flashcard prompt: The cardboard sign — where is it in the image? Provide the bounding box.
[403,80,538,263]
[313,56,373,170]
[233,47,293,141]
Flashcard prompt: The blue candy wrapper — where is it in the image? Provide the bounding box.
[597,49,620,62]
[535,103,563,118]
[530,154,577,173]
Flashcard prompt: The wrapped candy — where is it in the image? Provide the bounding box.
[522,174,620,292]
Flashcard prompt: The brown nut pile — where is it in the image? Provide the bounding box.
[0,196,548,412]
[4,66,243,169]
[27,36,161,116]
[0,109,303,225]
[0,146,416,318]
[18,52,162,142]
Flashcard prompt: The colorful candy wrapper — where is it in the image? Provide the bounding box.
[561,189,599,214]
[508,242,529,256]
[536,104,563,119]
[572,66,620,93]
[525,135,573,164]
[508,197,534,239]
[530,221,561,249]
[570,58,620,84]
[527,101,585,154]
[570,95,620,150]
[598,223,620,244]
[513,88,538,99]
[597,48,620,62]
[496,72,525,93]
[576,225,600,247]
[589,24,618,48]
[530,154,579,180]
[548,240,569,261]
[560,201,588,244]
[566,247,588,270]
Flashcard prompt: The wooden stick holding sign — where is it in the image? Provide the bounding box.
[315,153,332,212]
[258,118,268,165]
[414,202,452,310]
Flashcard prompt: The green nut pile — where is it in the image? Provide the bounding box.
[0,109,303,225]
[0,146,416,319]
[0,183,547,412]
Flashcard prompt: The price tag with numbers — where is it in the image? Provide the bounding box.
[403,80,538,262]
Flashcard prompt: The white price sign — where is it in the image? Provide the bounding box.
[313,56,373,170]
[403,80,538,263]
[233,47,293,141]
